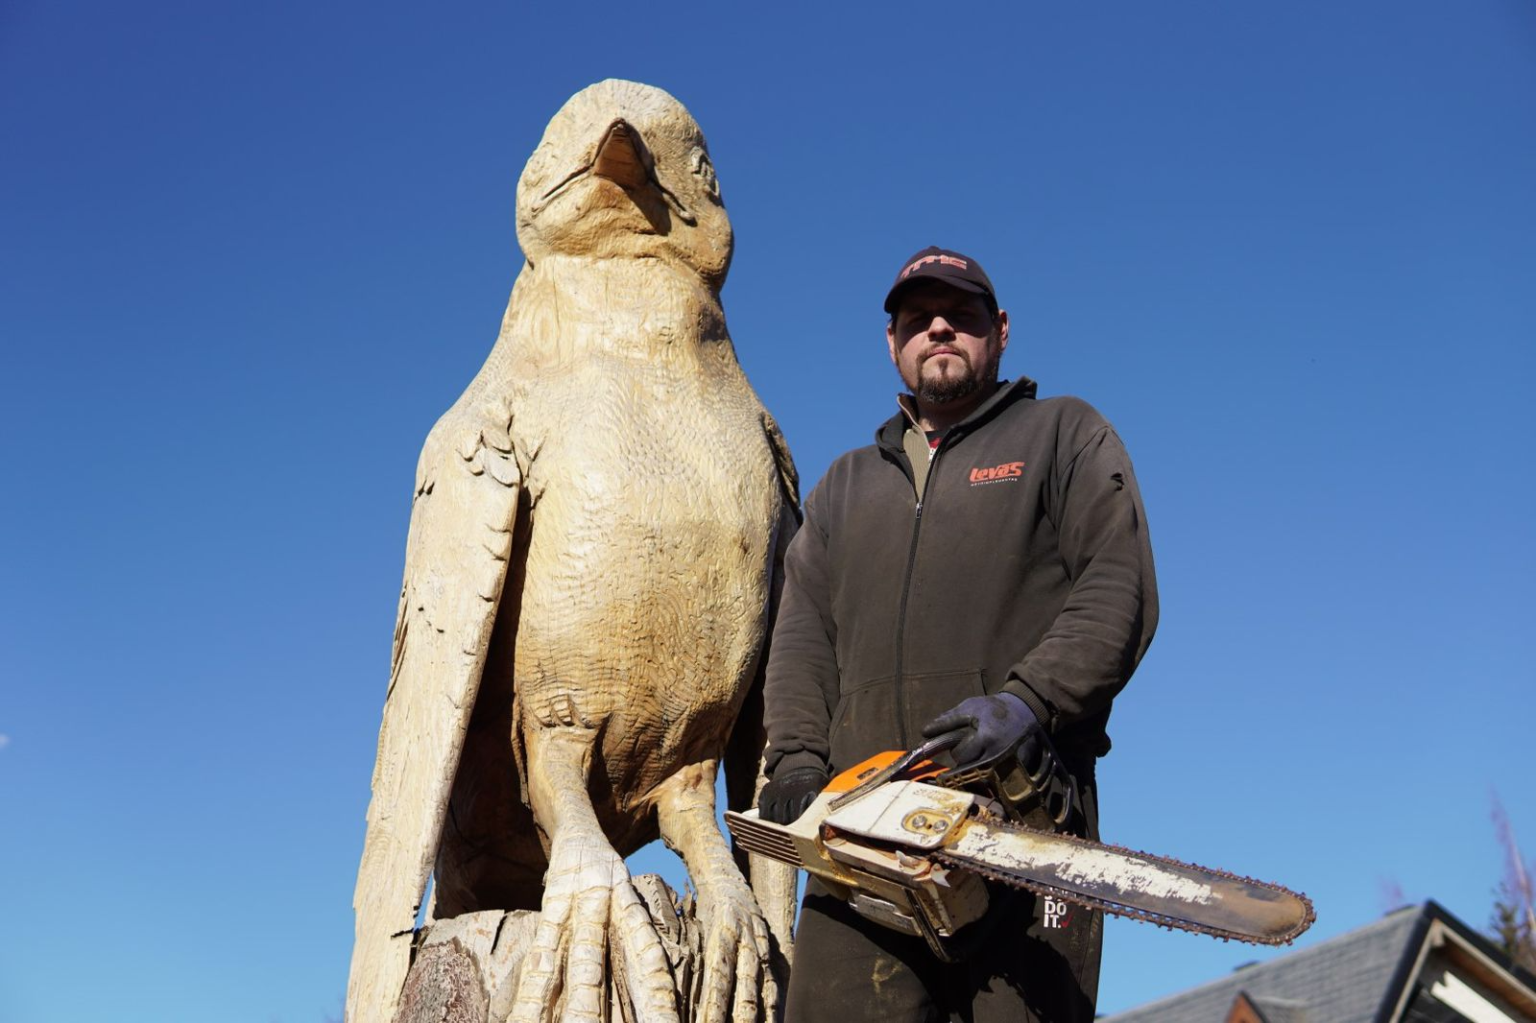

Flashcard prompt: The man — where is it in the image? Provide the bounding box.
[758,246,1158,1022]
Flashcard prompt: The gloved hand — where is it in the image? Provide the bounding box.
[922,692,1041,769]
[758,765,830,824]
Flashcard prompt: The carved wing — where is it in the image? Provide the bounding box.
[723,413,801,817]
[761,409,801,529]
[724,413,802,954]
[347,397,522,1023]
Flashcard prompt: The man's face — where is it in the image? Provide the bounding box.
[886,281,1009,407]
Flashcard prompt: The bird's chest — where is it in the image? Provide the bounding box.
[515,365,777,615]
[501,364,778,752]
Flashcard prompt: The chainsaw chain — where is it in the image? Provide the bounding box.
[931,809,1316,946]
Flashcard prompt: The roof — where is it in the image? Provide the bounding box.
[1100,904,1425,1023]
[1100,901,1536,1023]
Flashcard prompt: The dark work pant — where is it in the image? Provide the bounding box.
[783,775,1102,1023]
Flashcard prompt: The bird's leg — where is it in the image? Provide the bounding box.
[509,725,679,1023]
[655,760,777,1023]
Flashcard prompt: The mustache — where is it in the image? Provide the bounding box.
[923,345,971,366]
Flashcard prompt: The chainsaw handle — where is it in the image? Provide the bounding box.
[827,728,969,811]
[939,725,1079,828]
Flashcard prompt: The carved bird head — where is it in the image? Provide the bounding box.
[516,79,733,287]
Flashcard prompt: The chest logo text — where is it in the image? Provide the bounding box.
[969,461,1025,485]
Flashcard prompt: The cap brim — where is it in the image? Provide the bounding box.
[883,274,991,314]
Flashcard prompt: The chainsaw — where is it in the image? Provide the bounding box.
[725,729,1314,961]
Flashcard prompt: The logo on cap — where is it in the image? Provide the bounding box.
[901,254,970,280]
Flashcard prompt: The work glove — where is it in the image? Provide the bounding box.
[922,691,1042,770]
[758,765,830,824]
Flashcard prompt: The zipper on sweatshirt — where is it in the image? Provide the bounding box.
[892,440,947,746]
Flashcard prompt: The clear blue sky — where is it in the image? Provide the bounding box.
[2,2,1532,1020]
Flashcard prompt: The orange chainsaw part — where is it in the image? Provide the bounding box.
[826,750,948,794]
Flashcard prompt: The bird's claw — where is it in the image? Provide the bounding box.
[694,873,777,1023]
[507,835,678,1023]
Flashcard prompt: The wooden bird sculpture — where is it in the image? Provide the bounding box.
[347,79,800,1023]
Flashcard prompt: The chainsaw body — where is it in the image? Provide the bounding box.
[728,754,999,958]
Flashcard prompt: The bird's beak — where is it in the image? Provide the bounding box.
[592,119,651,190]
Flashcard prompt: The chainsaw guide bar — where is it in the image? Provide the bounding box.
[933,810,1315,945]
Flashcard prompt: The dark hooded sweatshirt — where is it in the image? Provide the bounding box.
[763,377,1158,780]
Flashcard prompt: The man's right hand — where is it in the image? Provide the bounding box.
[758,766,830,824]
[922,691,1040,770]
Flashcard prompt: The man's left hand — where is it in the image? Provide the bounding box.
[922,692,1041,769]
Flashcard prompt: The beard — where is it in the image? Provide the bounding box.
[917,368,982,405]
[908,349,996,405]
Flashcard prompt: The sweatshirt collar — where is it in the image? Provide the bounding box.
[877,376,1038,456]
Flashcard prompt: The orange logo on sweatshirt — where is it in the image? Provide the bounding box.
[969,461,1025,485]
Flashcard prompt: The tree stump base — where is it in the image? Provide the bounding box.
[392,874,710,1023]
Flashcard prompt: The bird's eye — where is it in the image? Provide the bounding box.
[691,148,720,202]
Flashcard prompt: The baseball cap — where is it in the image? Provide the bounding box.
[883,245,997,315]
